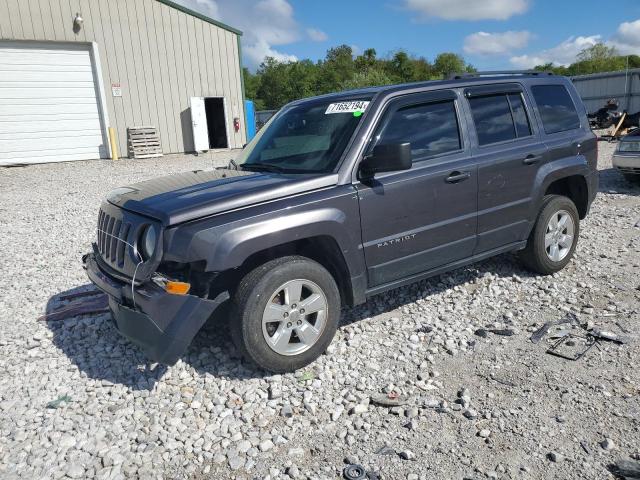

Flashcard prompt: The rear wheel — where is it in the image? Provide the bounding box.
[519,195,580,275]
[230,256,340,372]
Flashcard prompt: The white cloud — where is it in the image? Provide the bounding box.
[307,28,328,42]
[188,0,220,19]
[405,0,529,21]
[510,35,601,68]
[176,0,323,68]
[509,18,640,69]
[244,39,298,64]
[463,31,532,56]
[615,19,640,46]
[611,19,640,55]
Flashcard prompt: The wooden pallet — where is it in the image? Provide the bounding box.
[127,126,163,159]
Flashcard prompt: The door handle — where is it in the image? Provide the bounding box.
[445,171,471,183]
[523,154,541,165]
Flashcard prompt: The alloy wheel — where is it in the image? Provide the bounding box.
[261,279,328,356]
[545,209,575,262]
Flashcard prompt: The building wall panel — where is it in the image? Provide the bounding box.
[0,0,246,157]
[572,69,640,116]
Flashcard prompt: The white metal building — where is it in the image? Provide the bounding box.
[0,0,246,166]
[571,68,640,114]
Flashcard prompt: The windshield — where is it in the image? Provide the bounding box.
[236,98,371,174]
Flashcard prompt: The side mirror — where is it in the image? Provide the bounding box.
[359,143,412,177]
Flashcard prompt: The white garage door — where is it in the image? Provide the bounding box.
[0,41,107,166]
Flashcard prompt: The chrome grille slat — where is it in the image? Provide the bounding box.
[105,216,115,262]
[97,211,102,253]
[96,208,132,268]
[99,211,107,254]
[117,223,130,266]
[110,220,121,261]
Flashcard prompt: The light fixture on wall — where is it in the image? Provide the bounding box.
[73,13,84,32]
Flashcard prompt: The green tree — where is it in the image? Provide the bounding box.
[433,53,469,78]
[628,55,640,69]
[243,67,264,110]
[576,43,619,62]
[341,67,392,90]
[534,43,638,76]
[317,45,355,93]
[389,50,416,82]
[287,59,318,100]
[412,56,433,81]
[255,58,295,109]
[243,45,481,109]
[354,48,378,72]
[567,43,624,75]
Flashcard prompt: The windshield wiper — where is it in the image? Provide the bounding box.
[241,163,287,173]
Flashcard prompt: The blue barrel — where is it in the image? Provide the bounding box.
[245,100,256,141]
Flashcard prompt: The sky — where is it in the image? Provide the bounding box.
[175,0,640,71]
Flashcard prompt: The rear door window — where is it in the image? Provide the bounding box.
[375,100,462,161]
[531,85,580,134]
[469,93,532,146]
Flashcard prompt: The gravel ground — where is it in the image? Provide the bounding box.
[0,141,639,480]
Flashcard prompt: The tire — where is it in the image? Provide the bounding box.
[519,195,580,275]
[230,256,341,372]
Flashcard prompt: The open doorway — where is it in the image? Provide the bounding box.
[204,97,228,149]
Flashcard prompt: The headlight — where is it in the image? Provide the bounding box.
[139,225,157,260]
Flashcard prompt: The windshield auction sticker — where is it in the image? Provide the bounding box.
[325,101,370,114]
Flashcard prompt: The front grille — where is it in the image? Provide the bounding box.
[97,209,131,267]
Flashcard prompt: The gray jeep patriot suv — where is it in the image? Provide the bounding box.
[84,71,598,372]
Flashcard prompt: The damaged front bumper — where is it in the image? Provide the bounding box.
[82,252,228,365]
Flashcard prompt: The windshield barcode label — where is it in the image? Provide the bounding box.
[325,101,370,114]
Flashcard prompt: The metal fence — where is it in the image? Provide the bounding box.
[571,68,640,114]
[255,110,278,130]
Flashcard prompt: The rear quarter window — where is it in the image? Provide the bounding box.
[531,85,581,134]
[468,93,532,146]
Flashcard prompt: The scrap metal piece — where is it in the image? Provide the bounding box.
[474,328,488,338]
[530,313,578,344]
[530,323,553,344]
[546,333,599,361]
[46,394,72,409]
[38,294,109,322]
[57,288,101,302]
[591,328,626,344]
[343,464,367,480]
[489,328,515,336]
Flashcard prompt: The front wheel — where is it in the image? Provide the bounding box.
[230,256,341,372]
[519,195,580,275]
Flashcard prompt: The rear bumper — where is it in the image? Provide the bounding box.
[612,154,640,174]
[83,252,228,365]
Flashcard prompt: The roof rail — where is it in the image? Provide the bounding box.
[447,70,555,80]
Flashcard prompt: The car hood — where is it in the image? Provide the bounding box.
[106,168,338,225]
